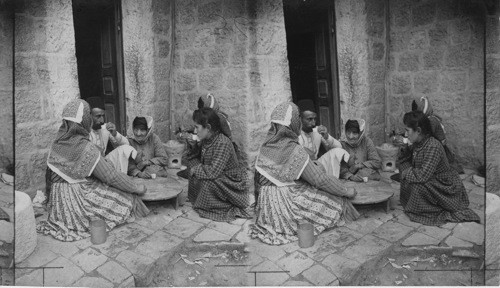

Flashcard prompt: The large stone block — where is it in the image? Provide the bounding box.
[208,46,230,67]
[389,0,410,27]
[231,45,247,66]
[486,17,499,54]
[414,71,438,93]
[412,2,436,26]
[153,0,170,16]
[226,69,248,90]
[199,69,224,90]
[45,21,75,54]
[223,0,246,18]
[423,48,444,69]
[176,72,197,91]
[440,72,467,92]
[15,90,42,124]
[429,23,448,47]
[158,39,170,58]
[367,19,384,38]
[398,52,419,72]
[437,0,459,20]
[368,62,385,84]
[391,74,412,94]
[199,1,222,24]
[486,57,500,90]
[176,0,195,25]
[183,50,205,69]
[408,30,428,50]
[449,18,472,45]
[366,0,385,18]
[389,31,408,52]
[445,44,473,68]
[371,42,385,61]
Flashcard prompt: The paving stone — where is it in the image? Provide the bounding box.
[440,222,458,230]
[401,232,440,246]
[235,220,252,243]
[17,244,58,268]
[15,269,43,286]
[417,225,451,241]
[277,251,315,277]
[164,217,204,238]
[73,276,114,288]
[37,235,80,258]
[97,260,132,284]
[322,254,361,284]
[118,276,135,287]
[281,241,301,254]
[91,234,130,258]
[44,256,85,287]
[445,235,474,248]
[136,230,184,260]
[251,241,286,261]
[244,251,264,266]
[299,228,362,261]
[134,212,174,231]
[182,209,212,224]
[345,217,384,235]
[70,247,108,273]
[302,264,338,286]
[74,238,93,250]
[250,260,290,286]
[231,218,247,225]
[208,221,241,236]
[283,280,313,286]
[0,221,13,243]
[193,228,232,242]
[452,222,484,245]
[341,235,392,263]
[115,250,155,278]
[372,221,414,242]
[112,223,155,244]
[361,209,394,222]
[395,213,422,228]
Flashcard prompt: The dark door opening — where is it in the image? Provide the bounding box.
[284,0,341,139]
[72,0,126,134]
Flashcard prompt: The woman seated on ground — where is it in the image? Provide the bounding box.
[186,107,251,222]
[340,119,382,182]
[128,116,169,179]
[39,99,149,242]
[398,111,480,226]
[412,96,464,174]
[251,102,359,245]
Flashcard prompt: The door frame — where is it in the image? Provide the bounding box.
[113,0,127,135]
[327,3,342,139]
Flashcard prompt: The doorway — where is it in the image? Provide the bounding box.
[72,0,126,134]
[284,0,341,138]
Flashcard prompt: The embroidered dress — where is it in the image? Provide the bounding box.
[38,99,148,241]
[251,102,359,245]
[187,132,250,222]
[399,136,480,226]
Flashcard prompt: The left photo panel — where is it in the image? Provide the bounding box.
[0,0,14,285]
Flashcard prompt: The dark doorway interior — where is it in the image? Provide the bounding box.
[72,0,126,134]
[284,0,341,138]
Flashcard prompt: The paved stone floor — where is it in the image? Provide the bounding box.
[0,181,14,286]
[14,169,485,287]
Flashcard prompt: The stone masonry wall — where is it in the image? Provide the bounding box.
[171,0,291,169]
[15,0,79,194]
[335,0,388,146]
[387,0,485,168]
[121,0,172,141]
[0,0,13,171]
[486,9,500,195]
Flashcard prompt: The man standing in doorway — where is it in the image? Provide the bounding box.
[86,97,135,173]
[297,99,349,179]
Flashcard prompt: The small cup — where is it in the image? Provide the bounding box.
[90,218,107,245]
[151,173,157,179]
[297,222,315,248]
[362,177,368,182]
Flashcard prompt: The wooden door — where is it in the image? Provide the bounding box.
[313,5,341,139]
[100,1,126,134]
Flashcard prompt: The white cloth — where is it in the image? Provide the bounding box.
[105,145,137,173]
[317,148,350,179]
[298,127,342,159]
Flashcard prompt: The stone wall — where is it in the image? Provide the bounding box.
[387,0,485,168]
[486,9,500,195]
[121,0,172,141]
[335,0,388,146]
[0,0,13,171]
[171,0,291,168]
[15,0,79,193]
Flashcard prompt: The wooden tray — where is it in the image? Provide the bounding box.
[134,177,187,208]
[344,181,395,212]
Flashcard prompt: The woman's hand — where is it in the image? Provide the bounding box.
[137,171,152,179]
[349,174,364,182]
[345,187,357,199]
[137,160,151,171]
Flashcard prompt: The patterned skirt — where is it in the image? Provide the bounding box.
[251,181,359,245]
[37,178,135,241]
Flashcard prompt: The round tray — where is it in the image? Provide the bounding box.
[343,181,395,205]
[134,177,187,201]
